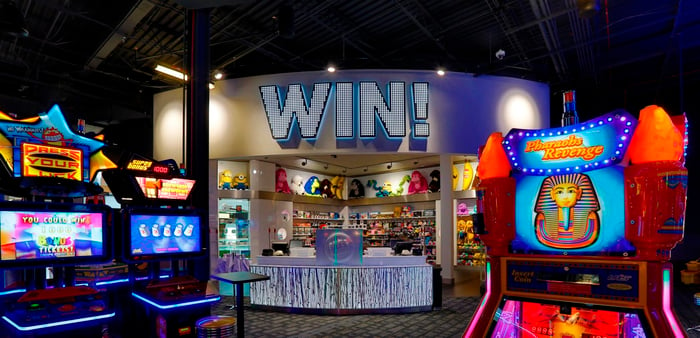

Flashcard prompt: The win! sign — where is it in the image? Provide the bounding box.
[259,81,430,143]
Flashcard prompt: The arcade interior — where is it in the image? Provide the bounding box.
[0,1,699,338]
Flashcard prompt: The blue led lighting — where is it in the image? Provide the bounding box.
[0,289,26,296]
[131,293,220,310]
[2,313,115,331]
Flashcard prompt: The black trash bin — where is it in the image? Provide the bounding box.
[432,266,442,309]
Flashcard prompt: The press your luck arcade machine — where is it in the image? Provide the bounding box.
[464,104,688,337]
[100,147,217,338]
[0,105,118,335]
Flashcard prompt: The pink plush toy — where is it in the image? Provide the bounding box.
[275,168,291,194]
[407,170,428,194]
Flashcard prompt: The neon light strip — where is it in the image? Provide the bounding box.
[662,268,684,337]
[464,262,491,338]
[0,289,26,296]
[131,292,220,310]
[2,312,115,331]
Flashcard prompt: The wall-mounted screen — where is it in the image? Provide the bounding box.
[0,204,110,267]
[124,209,203,261]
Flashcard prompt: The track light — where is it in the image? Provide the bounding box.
[387,162,393,170]
[324,164,329,170]
[342,168,347,174]
[327,65,336,73]
[363,167,368,172]
[214,71,223,80]
[208,82,215,90]
[436,68,446,76]
[155,64,188,81]
[301,159,307,166]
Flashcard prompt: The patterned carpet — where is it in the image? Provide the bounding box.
[211,296,481,338]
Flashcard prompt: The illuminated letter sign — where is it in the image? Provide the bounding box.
[259,81,430,142]
[21,143,83,181]
[504,110,636,174]
[259,83,332,140]
[127,160,153,171]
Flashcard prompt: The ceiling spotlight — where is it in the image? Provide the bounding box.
[414,161,419,165]
[327,65,336,73]
[436,68,446,76]
[301,159,307,166]
[387,162,393,170]
[342,168,347,174]
[208,82,215,90]
[324,164,329,170]
[214,71,223,80]
[363,167,368,172]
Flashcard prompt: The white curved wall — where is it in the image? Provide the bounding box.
[153,69,549,162]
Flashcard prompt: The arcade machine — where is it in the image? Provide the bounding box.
[0,105,118,335]
[464,97,688,337]
[100,155,219,338]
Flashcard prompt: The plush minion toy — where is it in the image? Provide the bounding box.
[219,170,233,190]
[232,173,249,190]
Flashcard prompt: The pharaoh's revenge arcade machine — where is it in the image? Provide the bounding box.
[464,101,689,337]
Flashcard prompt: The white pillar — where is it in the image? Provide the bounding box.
[439,154,454,284]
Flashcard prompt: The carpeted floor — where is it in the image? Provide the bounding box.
[211,296,481,338]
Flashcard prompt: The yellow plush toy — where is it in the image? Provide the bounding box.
[219,170,233,190]
[232,173,249,190]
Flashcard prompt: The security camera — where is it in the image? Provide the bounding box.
[495,49,506,60]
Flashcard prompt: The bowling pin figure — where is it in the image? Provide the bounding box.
[151,224,160,237]
[174,224,183,237]
[139,224,149,237]
[184,224,194,237]
[163,224,172,237]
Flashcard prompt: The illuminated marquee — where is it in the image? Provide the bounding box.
[504,110,636,174]
[135,177,194,200]
[259,81,429,142]
[21,143,83,181]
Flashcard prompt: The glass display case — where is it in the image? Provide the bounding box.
[218,198,250,258]
[455,199,485,269]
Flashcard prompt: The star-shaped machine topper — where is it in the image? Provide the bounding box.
[0,104,117,197]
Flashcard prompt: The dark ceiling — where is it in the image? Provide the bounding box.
[0,0,699,136]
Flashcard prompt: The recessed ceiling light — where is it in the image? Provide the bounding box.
[214,72,223,80]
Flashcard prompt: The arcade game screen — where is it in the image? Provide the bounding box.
[128,213,202,258]
[488,298,649,338]
[0,209,105,262]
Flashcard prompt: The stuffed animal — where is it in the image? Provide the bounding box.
[407,170,428,194]
[233,173,248,190]
[457,202,469,215]
[218,170,233,190]
[291,175,305,195]
[428,170,440,192]
[367,179,391,197]
[394,175,410,195]
[330,176,345,199]
[320,179,334,198]
[275,168,291,194]
[348,179,364,198]
[452,165,458,191]
[304,176,321,196]
[462,162,474,190]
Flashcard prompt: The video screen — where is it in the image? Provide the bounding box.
[489,299,649,337]
[134,177,195,200]
[129,213,201,257]
[0,210,104,261]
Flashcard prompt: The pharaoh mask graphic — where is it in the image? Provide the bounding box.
[534,173,600,249]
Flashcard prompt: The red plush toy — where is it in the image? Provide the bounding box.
[407,170,428,194]
[275,168,291,194]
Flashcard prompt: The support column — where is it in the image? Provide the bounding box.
[439,154,454,284]
[184,8,211,281]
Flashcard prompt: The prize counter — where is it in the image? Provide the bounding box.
[248,230,433,314]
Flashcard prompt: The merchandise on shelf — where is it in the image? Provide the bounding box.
[218,199,250,258]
